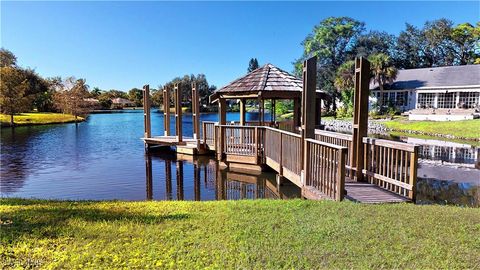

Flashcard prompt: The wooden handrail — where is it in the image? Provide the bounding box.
[315,129,352,141]
[362,137,417,152]
[305,138,348,151]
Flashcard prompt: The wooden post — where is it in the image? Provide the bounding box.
[239,99,246,126]
[192,82,200,144]
[258,97,264,126]
[302,57,317,140]
[163,87,171,136]
[409,146,419,201]
[217,98,226,160]
[293,98,301,128]
[174,83,182,142]
[336,148,346,201]
[351,57,370,182]
[271,99,276,123]
[301,56,317,186]
[143,85,151,138]
[315,97,322,129]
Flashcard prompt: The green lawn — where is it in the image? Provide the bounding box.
[1,199,479,269]
[0,113,84,127]
[382,118,480,140]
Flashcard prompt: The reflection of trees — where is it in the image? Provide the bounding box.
[0,127,43,194]
[416,178,479,207]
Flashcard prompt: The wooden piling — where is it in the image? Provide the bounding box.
[174,83,182,142]
[143,84,151,139]
[163,86,171,136]
[192,82,200,144]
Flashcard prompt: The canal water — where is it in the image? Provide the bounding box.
[1,111,478,206]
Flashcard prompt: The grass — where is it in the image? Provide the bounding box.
[1,199,479,269]
[382,118,480,140]
[0,113,84,127]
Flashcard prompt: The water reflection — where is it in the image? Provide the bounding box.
[144,152,302,201]
[417,178,479,206]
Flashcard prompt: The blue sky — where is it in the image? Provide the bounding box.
[2,1,479,91]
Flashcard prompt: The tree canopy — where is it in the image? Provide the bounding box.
[248,58,259,73]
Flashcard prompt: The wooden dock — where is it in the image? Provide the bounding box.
[141,56,419,204]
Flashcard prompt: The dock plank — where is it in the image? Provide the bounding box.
[345,181,410,204]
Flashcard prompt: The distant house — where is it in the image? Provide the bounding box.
[111,98,135,108]
[370,65,480,121]
[84,98,102,110]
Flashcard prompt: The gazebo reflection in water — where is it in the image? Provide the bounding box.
[144,152,302,201]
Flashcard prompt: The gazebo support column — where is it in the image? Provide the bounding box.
[293,98,301,128]
[258,97,264,126]
[163,87,170,136]
[271,99,276,122]
[239,99,246,125]
[174,83,182,142]
[217,98,227,160]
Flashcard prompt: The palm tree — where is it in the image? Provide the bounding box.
[368,53,398,110]
[334,60,355,110]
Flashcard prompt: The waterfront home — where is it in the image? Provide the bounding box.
[370,65,480,120]
[111,97,135,108]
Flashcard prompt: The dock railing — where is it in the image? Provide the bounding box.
[305,139,347,201]
[202,121,217,149]
[363,137,418,200]
[264,127,303,184]
[315,130,353,177]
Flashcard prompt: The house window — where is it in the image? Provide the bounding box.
[396,92,408,106]
[437,92,456,109]
[459,92,479,109]
[417,93,435,108]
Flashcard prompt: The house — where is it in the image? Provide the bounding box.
[111,97,135,108]
[370,65,480,121]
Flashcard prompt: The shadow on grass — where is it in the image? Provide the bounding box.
[1,201,190,243]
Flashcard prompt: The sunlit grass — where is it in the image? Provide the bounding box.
[382,118,480,139]
[0,113,84,126]
[1,199,479,269]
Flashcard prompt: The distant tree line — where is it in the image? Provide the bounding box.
[0,48,218,125]
[152,74,217,112]
[294,17,480,114]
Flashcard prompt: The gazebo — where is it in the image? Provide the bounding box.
[209,63,326,130]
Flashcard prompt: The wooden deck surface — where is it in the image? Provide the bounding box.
[344,180,411,204]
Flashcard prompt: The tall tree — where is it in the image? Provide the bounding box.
[0,67,29,125]
[162,74,214,111]
[394,23,429,69]
[0,48,17,67]
[54,77,91,120]
[334,60,356,113]
[248,58,259,72]
[423,18,456,66]
[368,53,398,109]
[451,22,480,65]
[295,17,365,112]
[128,88,143,107]
[349,31,395,58]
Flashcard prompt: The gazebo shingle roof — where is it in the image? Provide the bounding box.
[217,64,303,93]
